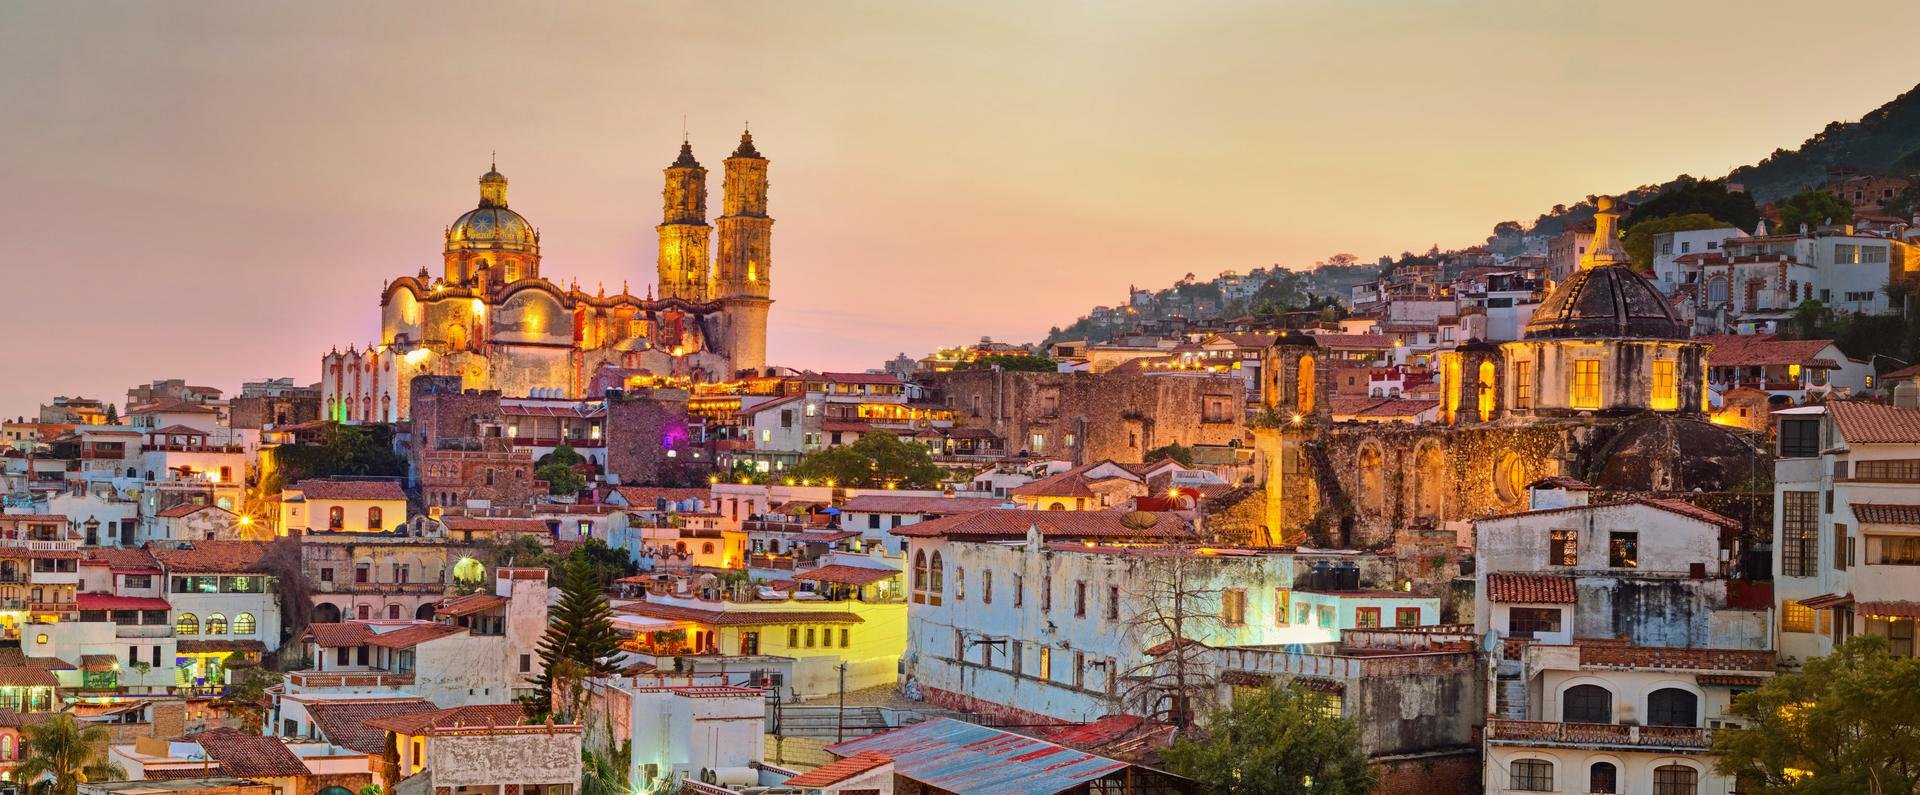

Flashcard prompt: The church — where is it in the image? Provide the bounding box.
[319,131,775,423]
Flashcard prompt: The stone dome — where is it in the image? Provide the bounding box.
[447,206,538,253]
[1523,264,1685,340]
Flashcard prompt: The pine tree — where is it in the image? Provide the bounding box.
[529,556,621,720]
[103,403,118,424]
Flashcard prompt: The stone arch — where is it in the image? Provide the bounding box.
[1358,443,1386,517]
[1410,440,1446,523]
[1494,451,1527,506]
[415,603,436,620]
[313,602,341,623]
[1477,360,1497,421]
[1295,354,1316,414]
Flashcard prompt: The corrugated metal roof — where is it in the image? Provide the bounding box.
[823,718,1131,795]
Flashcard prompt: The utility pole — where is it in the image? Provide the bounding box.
[836,661,848,743]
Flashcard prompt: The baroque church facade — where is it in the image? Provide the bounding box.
[320,132,775,422]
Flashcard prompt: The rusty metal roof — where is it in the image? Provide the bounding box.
[822,718,1135,795]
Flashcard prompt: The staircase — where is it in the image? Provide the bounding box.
[1494,659,1528,720]
[767,704,893,740]
[1303,442,1352,546]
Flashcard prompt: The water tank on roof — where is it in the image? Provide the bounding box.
[1336,562,1360,591]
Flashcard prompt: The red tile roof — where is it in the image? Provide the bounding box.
[305,623,375,647]
[1696,335,1847,368]
[184,728,310,778]
[148,540,271,573]
[290,479,407,502]
[1859,601,1920,618]
[1828,400,1920,445]
[1852,504,1920,525]
[1479,497,1739,532]
[305,699,439,754]
[616,602,864,626]
[611,487,708,506]
[362,704,535,735]
[782,752,892,787]
[1486,573,1576,604]
[156,503,221,519]
[890,509,1192,541]
[820,372,903,385]
[434,593,507,618]
[439,517,551,534]
[794,565,900,586]
[1307,333,1395,349]
[86,547,160,570]
[367,624,465,649]
[0,666,58,687]
[75,594,170,611]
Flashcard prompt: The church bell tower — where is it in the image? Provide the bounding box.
[656,141,712,302]
[715,129,773,374]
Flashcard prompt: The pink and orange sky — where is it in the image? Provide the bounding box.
[2,1,1916,414]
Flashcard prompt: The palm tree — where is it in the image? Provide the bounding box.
[13,713,125,795]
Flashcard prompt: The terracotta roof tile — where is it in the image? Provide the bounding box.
[75,594,170,611]
[185,728,309,777]
[1486,573,1576,604]
[782,752,891,787]
[305,623,375,647]
[366,623,465,649]
[148,540,271,573]
[1853,504,1920,525]
[1859,600,1920,618]
[434,593,507,618]
[840,495,996,515]
[1829,400,1920,444]
[86,547,160,570]
[439,517,551,534]
[611,487,708,506]
[1478,497,1739,531]
[306,699,439,753]
[362,704,533,735]
[156,503,222,519]
[289,479,407,502]
[1697,335,1848,368]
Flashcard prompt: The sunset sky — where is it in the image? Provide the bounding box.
[2,1,1916,414]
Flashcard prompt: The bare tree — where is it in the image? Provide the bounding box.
[1115,546,1224,729]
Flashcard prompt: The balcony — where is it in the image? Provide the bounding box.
[116,625,173,639]
[748,555,796,571]
[30,602,78,616]
[1486,719,1712,750]
[288,670,416,689]
[743,521,810,534]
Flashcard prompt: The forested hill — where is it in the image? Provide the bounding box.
[1730,82,1920,201]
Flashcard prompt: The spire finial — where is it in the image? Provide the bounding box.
[490,150,496,171]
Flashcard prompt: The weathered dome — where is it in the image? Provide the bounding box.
[447,206,538,253]
[1523,265,1684,340]
[1585,413,1765,492]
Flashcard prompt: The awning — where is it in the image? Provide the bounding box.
[1799,593,1854,610]
[79,655,117,673]
[795,565,899,586]
[1858,601,1920,619]
[613,615,694,633]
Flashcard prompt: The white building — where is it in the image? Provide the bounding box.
[1772,400,1920,665]
[582,680,768,791]
[1475,487,1773,795]
[1650,226,1743,294]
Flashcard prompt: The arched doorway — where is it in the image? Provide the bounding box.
[415,603,437,620]
[1411,442,1446,522]
[312,603,341,623]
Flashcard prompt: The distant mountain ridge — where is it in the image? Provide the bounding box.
[1038,82,1920,344]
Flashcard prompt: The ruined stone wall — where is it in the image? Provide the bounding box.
[606,394,709,486]
[426,729,582,788]
[229,395,320,430]
[929,369,1246,464]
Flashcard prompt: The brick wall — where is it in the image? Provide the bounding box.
[1371,750,1480,795]
[929,369,1247,464]
[606,393,709,487]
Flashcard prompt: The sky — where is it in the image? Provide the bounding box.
[2,1,1917,415]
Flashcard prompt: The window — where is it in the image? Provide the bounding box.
[701,542,714,555]
[1647,688,1698,727]
[1011,641,1023,675]
[1563,684,1611,723]
[840,628,849,648]
[1653,764,1698,795]
[320,567,334,583]
[355,564,369,584]
[367,507,383,529]
[1651,360,1678,410]
[740,632,759,655]
[1072,651,1085,688]
[1392,607,1419,627]
[928,552,943,606]
[1275,589,1291,625]
[805,628,816,648]
[955,567,966,601]
[1222,590,1246,626]
[788,627,799,648]
[1511,759,1553,792]
[1606,531,1638,568]
[1550,529,1577,566]
[982,570,993,604]
[232,613,256,635]
[1041,576,1052,612]
[1013,574,1024,607]
[1354,607,1380,628]
[1589,761,1618,794]
[912,551,927,603]
[1781,600,1815,633]
[1660,241,1673,255]
[1508,607,1562,638]
[1106,585,1120,620]
[1572,360,1601,409]
[1867,534,1920,565]
[1853,458,1920,481]
[1317,605,1334,628]
[1782,491,1818,577]
[174,613,198,635]
[205,613,227,635]
[1779,419,1820,458]
[1038,647,1052,680]
[328,506,344,530]
[1834,523,1849,571]
[519,654,532,673]
[1074,581,1087,617]
[1513,360,1533,410]
[1679,241,1691,254]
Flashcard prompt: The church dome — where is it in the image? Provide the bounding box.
[1523,264,1685,339]
[446,164,538,254]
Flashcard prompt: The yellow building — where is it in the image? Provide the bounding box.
[279,479,408,534]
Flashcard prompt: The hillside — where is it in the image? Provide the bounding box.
[1730,83,1920,201]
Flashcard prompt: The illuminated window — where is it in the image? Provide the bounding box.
[1572,360,1601,409]
[233,613,256,635]
[1477,360,1496,421]
[1551,530,1577,566]
[205,614,228,635]
[1781,600,1814,633]
[1274,589,1291,625]
[175,613,198,635]
[1651,360,1678,410]
[1782,491,1818,576]
[1354,607,1380,628]
[1221,590,1246,626]
[1038,647,1051,680]
[1295,355,1316,413]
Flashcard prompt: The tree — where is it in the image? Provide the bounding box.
[102,404,117,425]
[966,354,1058,372]
[541,443,585,468]
[791,432,947,489]
[224,667,287,733]
[1622,213,1727,272]
[13,713,125,795]
[1713,635,1920,793]
[538,463,587,496]
[1777,190,1855,234]
[1144,443,1195,467]
[1623,178,1760,231]
[1163,683,1374,795]
[1119,546,1221,729]
[266,423,407,494]
[567,538,637,588]
[530,558,622,720]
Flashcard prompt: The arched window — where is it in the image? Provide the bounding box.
[1477,360,1496,421]
[1510,759,1553,792]
[929,552,944,606]
[233,613,256,635]
[1647,688,1698,727]
[204,613,227,635]
[1652,765,1698,795]
[912,551,927,593]
[367,507,383,529]
[1563,684,1611,723]
[700,542,715,554]
[175,613,199,635]
[328,506,345,530]
[1296,355,1316,413]
[675,541,687,554]
[1587,762,1617,794]
[1,734,12,760]
[955,567,966,601]
[387,605,401,619]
